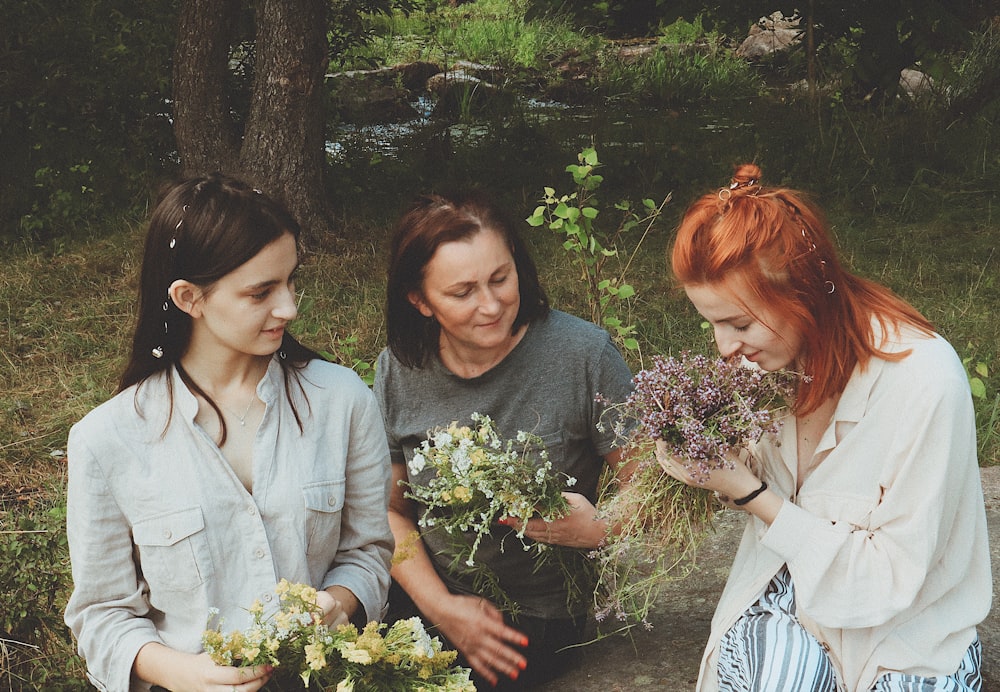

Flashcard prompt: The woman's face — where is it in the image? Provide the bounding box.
[685,281,802,372]
[187,232,299,359]
[409,228,521,358]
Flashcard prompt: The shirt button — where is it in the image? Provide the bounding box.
[255,547,265,559]
[163,530,172,540]
[263,593,273,602]
[247,505,257,516]
[327,496,337,507]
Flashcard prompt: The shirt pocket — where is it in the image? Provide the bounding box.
[132,506,215,592]
[302,479,345,557]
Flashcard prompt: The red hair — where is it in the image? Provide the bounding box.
[671,164,933,415]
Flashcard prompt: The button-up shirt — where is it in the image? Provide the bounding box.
[65,357,393,692]
[698,325,992,691]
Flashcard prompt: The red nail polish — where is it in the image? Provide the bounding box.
[518,660,527,670]
[521,636,529,647]
[509,669,519,681]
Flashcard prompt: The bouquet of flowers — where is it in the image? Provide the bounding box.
[403,412,576,570]
[592,351,798,633]
[203,579,474,691]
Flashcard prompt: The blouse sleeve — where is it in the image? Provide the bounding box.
[64,423,161,692]
[320,383,394,622]
[760,345,983,629]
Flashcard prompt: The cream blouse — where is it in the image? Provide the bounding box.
[697,325,992,691]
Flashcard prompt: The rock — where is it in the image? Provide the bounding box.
[899,68,934,98]
[736,11,803,60]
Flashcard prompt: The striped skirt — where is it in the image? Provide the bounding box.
[717,566,982,692]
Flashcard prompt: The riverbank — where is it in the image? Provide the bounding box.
[539,466,999,690]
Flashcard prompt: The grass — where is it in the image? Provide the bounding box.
[2,164,998,687]
[4,4,1000,686]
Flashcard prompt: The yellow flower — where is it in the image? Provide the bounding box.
[340,641,373,664]
[452,486,471,502]
[248,599,264,616]
[304,641,327,671]
[440,490,452,503]
[336,680,355,692]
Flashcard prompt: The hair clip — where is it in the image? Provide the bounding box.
[169,238,177,248]
[279,350,287,360]
[151,346,164,359]
[825,281,836,294]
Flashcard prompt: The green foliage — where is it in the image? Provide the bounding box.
[527,148,669,353]
[1,0,177,244]
[0,497,88,689]
[596,40,763,105]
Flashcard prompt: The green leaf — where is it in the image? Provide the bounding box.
[582,148,599,166]
[970,377,987,399]
[617,284,636,299]
[623,337,640,350]
[553,202,571,219]
[975,362,989,377]
[582,206,599,219]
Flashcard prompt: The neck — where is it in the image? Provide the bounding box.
[178,350,271,397]
[438,325,526,379]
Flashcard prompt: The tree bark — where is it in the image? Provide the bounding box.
[172,0,335,238]
[172,0,241,174]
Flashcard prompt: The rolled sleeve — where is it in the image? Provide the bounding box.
[320,387,393,621]
[64,429,160,692]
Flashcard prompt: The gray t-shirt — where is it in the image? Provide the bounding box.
[374,309,633,617]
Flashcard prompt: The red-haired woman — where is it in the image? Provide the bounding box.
[659,165,990,691]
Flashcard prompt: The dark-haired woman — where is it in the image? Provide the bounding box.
[373,191,635,690]
[658,165,990,691]
[64,174,393,692]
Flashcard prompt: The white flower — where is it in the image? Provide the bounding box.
[409,452,427,474]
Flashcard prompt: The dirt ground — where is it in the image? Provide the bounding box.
[537,467,999,691]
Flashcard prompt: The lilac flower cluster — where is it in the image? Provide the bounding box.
[624,352,798,482]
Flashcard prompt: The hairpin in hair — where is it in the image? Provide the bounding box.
[151,346,164,359]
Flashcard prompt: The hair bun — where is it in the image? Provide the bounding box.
[729,163,763,195]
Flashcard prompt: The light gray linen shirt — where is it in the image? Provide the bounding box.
[64,357,393,692]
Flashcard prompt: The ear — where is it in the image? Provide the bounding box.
[407,290,434,318]
[168,279,204,318]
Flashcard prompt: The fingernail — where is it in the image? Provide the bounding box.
[509,669,519,681]
[521,636,529,647]
[497,517,508,525]
[518,660,527,670]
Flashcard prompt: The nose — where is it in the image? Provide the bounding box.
[477,287,502,316]
[714,328,742,359]
[273,285,298,321]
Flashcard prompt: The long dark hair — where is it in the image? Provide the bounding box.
[119,173,318,439]
[385,191,549,368]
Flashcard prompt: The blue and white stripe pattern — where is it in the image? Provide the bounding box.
[717,566,982,691]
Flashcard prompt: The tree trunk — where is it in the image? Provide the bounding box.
[240,0,334,237]
[172,0,335,238]
[173,0,241,174]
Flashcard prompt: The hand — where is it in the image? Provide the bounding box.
[434,594,528,687]
[502,492,607,549]
[138,649,272,692]
[315,589,350,628]
[654,440,762,506]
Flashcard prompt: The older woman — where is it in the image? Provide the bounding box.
[373,191,635,690]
